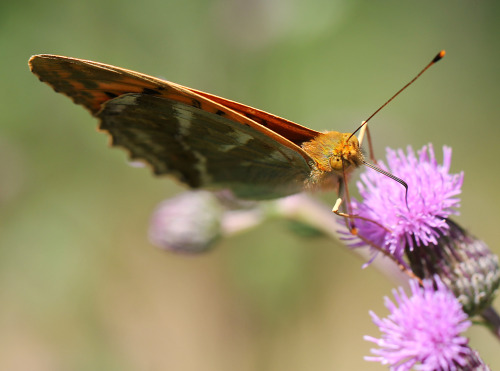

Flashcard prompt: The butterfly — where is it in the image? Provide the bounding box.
[28,52,444,203]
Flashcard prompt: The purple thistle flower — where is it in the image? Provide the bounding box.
[365,277,474,370]
[352,144,464,262]
[348,144,500,316]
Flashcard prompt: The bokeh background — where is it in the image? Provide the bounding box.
[2,0,499,370]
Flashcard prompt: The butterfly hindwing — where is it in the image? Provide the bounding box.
[98,93,312,199]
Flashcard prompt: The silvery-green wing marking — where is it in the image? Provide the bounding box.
[97,93,312,199]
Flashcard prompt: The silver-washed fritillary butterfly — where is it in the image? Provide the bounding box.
[29,52,444,207]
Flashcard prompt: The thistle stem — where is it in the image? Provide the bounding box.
[480,306,500,341]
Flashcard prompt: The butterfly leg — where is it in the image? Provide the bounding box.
[331,175,358,233]
[332,197,389,234]
[332,122,374,232]
[357,121,376,163]
[331,183,419,280]
[332,196,419,280]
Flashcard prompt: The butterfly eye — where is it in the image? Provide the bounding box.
[329,156,343,171]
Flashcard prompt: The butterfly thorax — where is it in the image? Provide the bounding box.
[302,131,363,187]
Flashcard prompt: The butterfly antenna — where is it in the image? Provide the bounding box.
[349,50,445,140]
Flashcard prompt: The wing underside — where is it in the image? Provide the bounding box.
[98,94,313,199]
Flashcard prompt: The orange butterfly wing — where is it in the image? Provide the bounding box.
[29,55,318,153]
[29,54,322,199]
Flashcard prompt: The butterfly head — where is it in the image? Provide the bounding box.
[330,133,364,172]
[302,131,364,183]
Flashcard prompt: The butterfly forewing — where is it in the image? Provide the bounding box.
[188,89,320,144]
[29,55,317,157]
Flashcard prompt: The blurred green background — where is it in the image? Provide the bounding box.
[2,0,499,370]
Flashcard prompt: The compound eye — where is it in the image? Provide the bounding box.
[330,156,342,171]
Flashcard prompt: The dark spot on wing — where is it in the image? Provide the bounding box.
[104,91,119,99]
[215,110,225,116]
[244,113,269,127]
[191,99,201,109]
[80,90,93,99]
[142,88,162,95]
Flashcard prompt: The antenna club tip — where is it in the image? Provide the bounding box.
[433,50,446,63]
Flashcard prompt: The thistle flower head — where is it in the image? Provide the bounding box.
[148,190,264,253]
[365,277,473,370]
[348,144,500,313]
[149,190,223,253]
[352,144,464,261]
